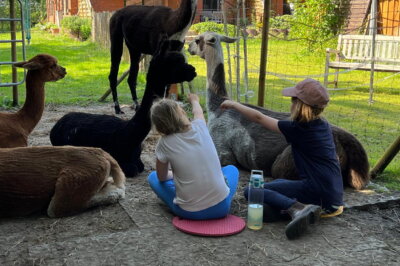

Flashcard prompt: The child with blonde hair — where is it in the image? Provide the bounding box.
[148,94,239,220]
[220,79,344,239]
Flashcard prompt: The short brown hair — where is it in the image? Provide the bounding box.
[291,97,324,122]
[150,99,190,135]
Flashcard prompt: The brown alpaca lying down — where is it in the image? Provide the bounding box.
[0,146,125,218]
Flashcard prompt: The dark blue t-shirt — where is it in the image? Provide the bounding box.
[278,119,343,207]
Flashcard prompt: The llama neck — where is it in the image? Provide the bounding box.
[205,52,228,112]
[124,80,163,144]
[168,0,197,41]
[131,81,159,124]
[17,71,45,133]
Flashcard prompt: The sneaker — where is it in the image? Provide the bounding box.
[321,205,344,218]
[285,203,321,240]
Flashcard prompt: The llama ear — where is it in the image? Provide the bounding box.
[220,35,238,44]
[13,61,42,70]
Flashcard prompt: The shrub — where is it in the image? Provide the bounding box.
[190,21,236,37]
[61,16,92,41]
[269,15,292,31]
[35,22,58,31]
[288,0,348,52]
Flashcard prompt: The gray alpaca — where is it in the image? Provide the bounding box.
[108,0,197,114]
[188,32,370,190]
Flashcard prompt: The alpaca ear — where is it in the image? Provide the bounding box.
[13,61,42,70]
[154,34,169,57]
[220,35,238,44]
[159,40,170,55]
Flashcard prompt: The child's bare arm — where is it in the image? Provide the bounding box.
[220,100,281,133]
[156,159,173,181]
[188,93,205,121]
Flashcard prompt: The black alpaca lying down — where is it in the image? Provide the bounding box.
[50,41,197,177]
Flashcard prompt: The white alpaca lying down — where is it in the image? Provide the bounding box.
[0,146,125,218]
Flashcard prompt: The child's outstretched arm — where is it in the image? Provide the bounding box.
[220,100,281,133]
[188,93,205,121]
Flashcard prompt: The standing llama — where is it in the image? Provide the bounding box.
[188,32,370,190]
[0,146,125,218]
[50,40,197,177]
[108,0,197,114]
[0,54,66,148]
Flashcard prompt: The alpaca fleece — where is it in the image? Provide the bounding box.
[51,41,197,177]
[188,32,370,189]
[0,146,125,218]
[108,0,197,113]
[0,54,66,148]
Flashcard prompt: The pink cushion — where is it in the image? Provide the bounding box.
[172,215,246,236]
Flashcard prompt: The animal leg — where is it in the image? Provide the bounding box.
[47,167,107,218]
[87,181,125,208]
[271,146,299,180]
[118,161,143,178]
[109,22,124,114]
[127,49,142,111]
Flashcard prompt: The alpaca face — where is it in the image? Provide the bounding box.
[188,32,237,60]
[14,54,67,82]
[161,52,197,85]
[148,45,196,95]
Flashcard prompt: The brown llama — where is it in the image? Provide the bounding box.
[0,54,66,148]
[108,0,197,114]
[0,146,125,218]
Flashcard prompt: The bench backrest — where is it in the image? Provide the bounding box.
[337,34,400,63]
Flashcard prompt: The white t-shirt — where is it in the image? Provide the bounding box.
[155,119,229,212]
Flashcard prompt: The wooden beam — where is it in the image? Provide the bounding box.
[370,136,400,178]
[10,0,18,106]
[258,0,271,107]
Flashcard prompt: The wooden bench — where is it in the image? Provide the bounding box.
[324,34,400,88]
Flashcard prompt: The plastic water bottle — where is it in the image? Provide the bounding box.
[247,170,264,230]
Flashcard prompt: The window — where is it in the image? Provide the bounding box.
[203,0,220,10]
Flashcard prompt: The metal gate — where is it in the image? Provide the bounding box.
[0,0,27,105]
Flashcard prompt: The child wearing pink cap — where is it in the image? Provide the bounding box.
[220,78,344,240]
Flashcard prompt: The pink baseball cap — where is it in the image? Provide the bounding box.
[282,79,330,108]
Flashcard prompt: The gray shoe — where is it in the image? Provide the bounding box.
[285,203,321,240]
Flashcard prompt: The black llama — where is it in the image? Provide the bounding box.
[109,0,197,114]
[51,40,197,177]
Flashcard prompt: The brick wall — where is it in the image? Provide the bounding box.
[90,0,124,12]
[126,0,171,6]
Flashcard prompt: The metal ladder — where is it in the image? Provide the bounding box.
[0,0,27,106]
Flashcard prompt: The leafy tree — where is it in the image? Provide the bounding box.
[288,0,349,52]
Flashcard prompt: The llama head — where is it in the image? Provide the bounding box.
[14,54,67,82]
[188,32,237,60]
[148,40,197,96]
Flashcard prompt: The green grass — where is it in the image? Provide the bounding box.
[0,29,141,105]
[0,29,399,187]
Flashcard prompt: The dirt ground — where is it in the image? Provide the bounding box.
[1,104,400,266]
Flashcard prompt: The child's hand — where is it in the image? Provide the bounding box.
[220,100,236,110]
[187,93,199,104]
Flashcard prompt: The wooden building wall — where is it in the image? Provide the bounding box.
[379,0,400,36]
